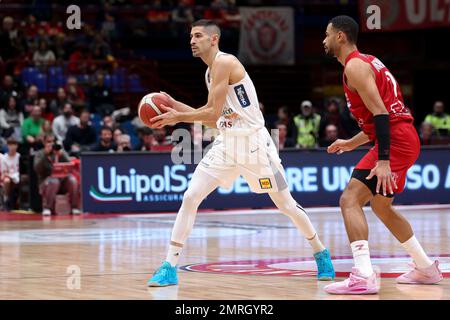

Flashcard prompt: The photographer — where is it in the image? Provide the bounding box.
[33,134,80,215]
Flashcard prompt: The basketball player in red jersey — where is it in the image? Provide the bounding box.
[322,16,442,294]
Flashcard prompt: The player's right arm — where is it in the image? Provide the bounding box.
[327,131,370,154]
[159,93,216,128]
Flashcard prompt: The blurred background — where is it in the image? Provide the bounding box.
[1,0,449,213]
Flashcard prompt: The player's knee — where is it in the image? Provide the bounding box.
[182,188,200,207]
[339,191,358,210]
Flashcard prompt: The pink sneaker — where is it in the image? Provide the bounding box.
[396,260,443,284]
[324,268,379,295]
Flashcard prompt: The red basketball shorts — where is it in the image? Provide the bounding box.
[355,122,420,194]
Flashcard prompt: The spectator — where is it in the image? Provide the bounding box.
[22,85,39,116]
[151,127,174,151]
[21,105,44,147]
[39,98,54,123]
[65,76,86,112]
[419,122,437,146]
[52,103,80,143]
[91,126,117,152]
[117,134,132,152]
[319,99,349,140]
[88,73,114,116]
[0,16,28,69]
[138,127,154,151]
[102,115,117,130]
[1,138,20,210]
[113,127,124,146]
[0,95,24,141]
[101,13,118,41]
[293,100,321,148]
[319,124,339,148]
[68,45,92,74]
[34,134,80,215]
[63,110,97,155]
[274,122,295,150]
[41,120,53,136]
[424,101,450,136]
[276,106,297,144]
[32,40,56,67]
[49,87,68,114]
[1,75,22,108]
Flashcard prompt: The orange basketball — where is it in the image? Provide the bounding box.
[138,92,170,127]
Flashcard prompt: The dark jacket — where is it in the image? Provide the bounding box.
[34,148,71,183]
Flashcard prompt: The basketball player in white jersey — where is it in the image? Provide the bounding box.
[147,20,335,287]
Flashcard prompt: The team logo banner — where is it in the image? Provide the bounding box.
[360,0,450,32]
[238,7,295,65]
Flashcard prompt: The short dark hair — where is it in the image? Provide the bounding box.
[6,137,18,145]
[192,19,221,37]
[329,15,359,44]
[100,126,113,134]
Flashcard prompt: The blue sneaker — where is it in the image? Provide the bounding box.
[147,261,178,287]
[314,249,335,281]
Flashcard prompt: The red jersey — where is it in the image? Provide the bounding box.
[343,50,414,141]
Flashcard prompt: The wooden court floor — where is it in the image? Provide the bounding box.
[0,205,449,300]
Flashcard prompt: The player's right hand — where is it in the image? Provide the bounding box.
[327,139,353,154]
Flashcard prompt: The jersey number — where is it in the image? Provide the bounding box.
[385,71,408,114]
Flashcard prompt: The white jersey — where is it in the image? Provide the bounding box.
[205,51,265,135]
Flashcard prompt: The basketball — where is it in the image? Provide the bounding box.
[138,92,170,127]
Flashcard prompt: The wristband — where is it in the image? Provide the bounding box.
[374,114,390,160]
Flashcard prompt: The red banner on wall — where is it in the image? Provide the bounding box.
[359,0,450,32]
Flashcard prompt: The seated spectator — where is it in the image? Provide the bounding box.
[419,122,437,145]
[293,100,321,148]
[63,110,97,155]
[0,75,22,108]
[88,73,114,116]
[65,76,86,112]
[1,138,20,210]
[138,127,154,151]
[34,134,80,215]
[32,40,56,67]
[276,106,297,144]
[0,95,24,141]
[91,126,117,152]
[22,85,39,116]
[424,101,450,136]
[68,45,92,74]
[21,105,45,149]
[113,127,124,146]
[52,103,80,143]
[117,134,132,152]
[319,99,349,139]
[39,98,54,123]
[41,120,53,136]
[102,115,118,130]
[274,122,295,150]
[49,87,68,115]
[319,124,339,148]
[152,127,174,151]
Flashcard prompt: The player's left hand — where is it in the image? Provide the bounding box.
[366,160,398,196]
[150,105,181,128]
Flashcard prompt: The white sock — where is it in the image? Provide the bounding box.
[351,240,374,278]
[166,244,183,267]
[307,233,326,254]
[401,235,433,269]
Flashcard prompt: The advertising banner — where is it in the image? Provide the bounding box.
[81,148,450,213]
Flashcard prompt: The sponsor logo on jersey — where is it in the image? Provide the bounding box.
[234,84,251,108]
[259,178,272,189]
